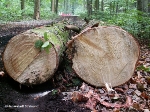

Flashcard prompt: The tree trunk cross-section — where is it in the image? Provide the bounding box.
[3,22,69,85]
[72,26,140,87]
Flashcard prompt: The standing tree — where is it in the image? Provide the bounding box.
[148,0,150,14]
[87,0,93,16]
[94,0,99,11]
[55,0,59,14]
[137,0,142,12]
[51,0,55,12]
[20,0,25,16]
[33,0,40,20]
[20,0,25,10]
[51,0,59,14]
[101,0,104,11]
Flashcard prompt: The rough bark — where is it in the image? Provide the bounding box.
[71,26,140,87]
[51,0,55,12]
[55,0,59,14]
[137,0,142,11]
[101,0,104,11]
[20,0,25,10]
[3,22,69,85]
[87,0,93,16]
[94,0,99,11]
[33,0,40,20]
[148,0,150,13]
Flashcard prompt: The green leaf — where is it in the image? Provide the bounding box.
[51,89,58,95]
[44,32,48,41]
[35,40,43,49]
[44,44,52,53]
[137,65,150,72]
[136,65,145,71]
[42,41,49,48]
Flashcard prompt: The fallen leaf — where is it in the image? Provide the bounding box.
[0,71,5,77]
[145,76,150,85]
[80,82,90,92]
[100,100,122,108]
[124,96,133,107]
[129,83,137,89]
[72,92,88,102]
[114,88,124,93]
[113,108,120,112]
[130,77,137,84]
[98,89,105,94]
[85,98,98,110]
[143,109,150,112]
[137,83,145,91]
[137,71,142,79]
[132,94,141,101]
[132,102,140,110]
[141,92,149,100]
[134,90,142,96]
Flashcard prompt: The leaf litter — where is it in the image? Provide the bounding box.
[57,45,150,112]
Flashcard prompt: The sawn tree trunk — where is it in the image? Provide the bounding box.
[71,26,140,87]
[3,22,69,85]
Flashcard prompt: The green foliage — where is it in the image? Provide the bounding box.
[51,89,58,95]
[137,65,150,72]
[0,0,58,22]
[35,32,52,53]
[35,40,43,49]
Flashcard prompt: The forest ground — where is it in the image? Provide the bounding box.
[0,18,150,112]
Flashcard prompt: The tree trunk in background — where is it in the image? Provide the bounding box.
[87,0,92,16]
[51,0,58,14]
[148,0,150,14]
[137,0,142,11]
[148,0,150,16]
[63,0,69,13]
[51,0,55,12]
[94,0,99,11]
[33,0,40,20]
[101,0,104,11]
[112,1,115,13]
[109,2,112,15]
[83,0,87,11]
[20,0,25,16]
[55,0,59,14]
[116,2,119,14]
[72,1,75,14]
[20,0,25,10]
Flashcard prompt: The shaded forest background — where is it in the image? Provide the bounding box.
[0,0,150,43]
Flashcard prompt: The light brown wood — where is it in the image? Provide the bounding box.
[3,31,57,85]
[72,26,140,87]
[3,23,69,85]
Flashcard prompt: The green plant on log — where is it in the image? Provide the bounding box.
[35,32,52,53]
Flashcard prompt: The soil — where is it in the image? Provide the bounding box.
[0,75,90,112]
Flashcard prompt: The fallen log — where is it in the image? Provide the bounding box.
[3,22,69,85]
[71,26,140,87]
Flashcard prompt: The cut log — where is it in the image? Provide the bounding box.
[71,26,140,87]
[3,22,69,85]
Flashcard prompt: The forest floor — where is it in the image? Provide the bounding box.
[0,18,150,112]
[0,45,150,112]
